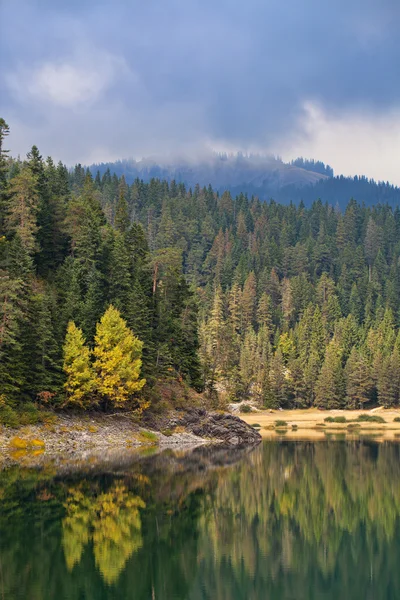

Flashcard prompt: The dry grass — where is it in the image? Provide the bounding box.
[241,407,400,442]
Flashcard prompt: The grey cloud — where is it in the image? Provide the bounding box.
[1,0,400,163]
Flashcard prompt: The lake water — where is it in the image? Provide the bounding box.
[1,439,400,599]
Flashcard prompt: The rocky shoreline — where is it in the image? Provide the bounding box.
[0,408,261,466]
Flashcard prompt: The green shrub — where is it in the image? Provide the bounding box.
[324,416,347,423]
[292,424,298,430]
[394,417,400,423]
[0,405,20,428]
[357,414,385,423]
[251,423,261,428]
[161,428,174,437]
[137,430,159,444]
[275,420,288,427]
[240,404,252,413]
[19,402,40,425]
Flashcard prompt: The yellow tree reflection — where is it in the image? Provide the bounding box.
[62,483,145,584]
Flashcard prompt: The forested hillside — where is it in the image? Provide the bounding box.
[91,154,400,209]
[2,117,400,416]
[0,120,201,420]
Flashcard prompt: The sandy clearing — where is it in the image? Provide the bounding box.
[240,408,400,442]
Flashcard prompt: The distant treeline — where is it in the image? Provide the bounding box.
[290,157,334,177]
[90,155,400,209]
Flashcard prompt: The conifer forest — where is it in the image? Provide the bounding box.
[2,117,400,415]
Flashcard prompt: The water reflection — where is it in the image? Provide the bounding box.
[62,483,145,583]
[0,442,400,599]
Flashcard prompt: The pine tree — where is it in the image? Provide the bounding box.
[349,283,363,323]
[63,321,96,408]
[345,347,373,408]
[269,350,290,407]
[281,277,294,329]
[0,270,24,397]
[241,271,257,330]
[309,305,326,366]
[303,350,320,406]
[239,327,257,395]
[93,306,146,408]
[228,282,243,335]
[114,181,130,233]
[315,341,345,409]
[257,292,273,334]
[22,286,62,397]
[288,357,307,407]
[81,267,105,341]
[6,166,39,255]
[377,350,400,408]
[365,217,383,282]
[36,156,69,274]
[0,118,10,231]
[109,231,133,317]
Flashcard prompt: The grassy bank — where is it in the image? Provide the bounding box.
[241,407,400,442]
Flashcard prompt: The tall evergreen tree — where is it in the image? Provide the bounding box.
[345,347,373,408]
[315,341,345,409]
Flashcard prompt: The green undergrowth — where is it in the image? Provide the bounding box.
[136,430,159,445]
[0,397,55,429]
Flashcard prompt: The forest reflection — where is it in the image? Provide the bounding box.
[0,441,400,599]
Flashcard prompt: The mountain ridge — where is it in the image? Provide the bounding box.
[88,153,400,209]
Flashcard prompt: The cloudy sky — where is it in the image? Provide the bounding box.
[1,0,400,183]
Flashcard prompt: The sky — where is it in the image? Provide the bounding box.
[1,0,400,183]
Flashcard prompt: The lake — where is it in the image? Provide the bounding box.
[1,439,400,599]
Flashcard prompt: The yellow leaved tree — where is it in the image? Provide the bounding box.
[63,321,96,408]
[93,305,146,408]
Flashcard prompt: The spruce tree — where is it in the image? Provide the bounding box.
[241,271,257,330]
[345,347,373,408]
[0,270,24,397]
[0,118,10,231]
[114,181,130,234]
[6,166,39,255]
[269,350,290,407]
[315,341,345,409]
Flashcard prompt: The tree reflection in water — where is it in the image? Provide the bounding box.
[0,442,400,599]
[62,483,145,584]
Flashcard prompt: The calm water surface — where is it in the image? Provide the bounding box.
[1,440,400,599]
